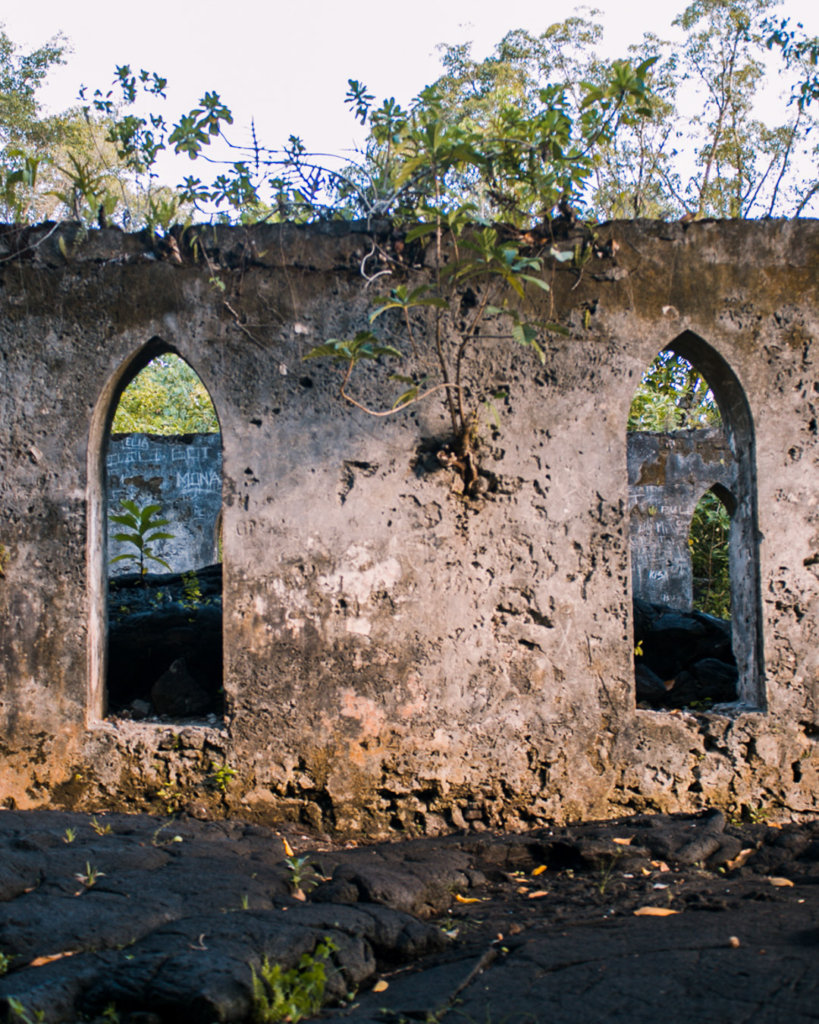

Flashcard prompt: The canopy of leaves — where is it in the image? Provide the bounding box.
[0,24,66,220]
[4,0,819,229]
[410,0,819,220]
[111,355,219,435]
[628,351,722,431]
[690,489,731,619]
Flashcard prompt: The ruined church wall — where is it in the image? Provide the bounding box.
[0,218,817,833]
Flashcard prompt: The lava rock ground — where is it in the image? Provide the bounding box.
[0,809,816,1023]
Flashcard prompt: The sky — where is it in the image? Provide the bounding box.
[2,0,817,164]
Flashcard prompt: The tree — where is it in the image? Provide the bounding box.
[428,19,679,220]
[0,24,66,220]
[765,14,819,214]
[111,355,219,435]
[296,62,655,494]
[6,2,819,228]
[690,490,731,619]
[368,2,818,221]
[669,0,813,218]
[628,351,721,431]
[0,28,190,227]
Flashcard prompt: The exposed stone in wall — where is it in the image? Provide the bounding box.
[627,428,735,609]
[107,433,222,574]
[1,218,818,835]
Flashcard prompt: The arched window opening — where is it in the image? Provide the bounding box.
[690,486,734,619]
[104,351,224,722]
[628,336,763,711]
[628,351,721,432]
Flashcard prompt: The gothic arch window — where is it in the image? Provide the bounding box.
[628,332,763,711]
[88,339,224,723]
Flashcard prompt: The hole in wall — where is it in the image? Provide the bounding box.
[104,352,224,722]
[628,339,763,711]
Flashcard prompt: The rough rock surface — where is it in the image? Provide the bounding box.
[0,809,817,1023]
[107,565,223,715]
[3,220,819,830]
[633,598,738,708]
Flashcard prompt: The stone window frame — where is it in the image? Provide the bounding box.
[632,330,765,711]
[86,337,224,724]
[687,481,736,613]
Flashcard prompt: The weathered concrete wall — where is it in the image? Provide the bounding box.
[1,218,818,834]
[628,428,735,609]
[107,433,222,574]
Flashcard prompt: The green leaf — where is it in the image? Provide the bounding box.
[120,499,141,518]
[112,531,140,544]
[302,341,349,362]
[512,322,538,347]
[144,553,173,571]
[144,531,175,543]
[392,385,419,408]
[404,223,437,243]
[137,503,162,524]
[519,273,551,292]
[110,513,137,528]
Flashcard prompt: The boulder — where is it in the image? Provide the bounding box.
[634,598,737,708]
[107,564,223,717]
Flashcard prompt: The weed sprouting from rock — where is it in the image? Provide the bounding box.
[250,938,337,1023]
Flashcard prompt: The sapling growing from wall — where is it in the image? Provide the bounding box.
[302,67,655,495]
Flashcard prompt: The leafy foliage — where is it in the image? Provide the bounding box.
[300,64,652,491]
[109,499,174,575]
[628,351,721,431]
[111,355,219,435]
[690,489,731,618]
[3,6,816,493]
[0,29,180,226]
[0,25,66,221]
[5,2,819,229]
[250,939,337,1024]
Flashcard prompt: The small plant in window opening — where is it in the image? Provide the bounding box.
[109,499,174,574]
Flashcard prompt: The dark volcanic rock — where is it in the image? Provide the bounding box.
[107,564,223,716]
[1,810,818,1024]
[633,598,738,708]
[151,658,211,716]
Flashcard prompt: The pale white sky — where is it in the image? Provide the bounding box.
[2,0,816,161]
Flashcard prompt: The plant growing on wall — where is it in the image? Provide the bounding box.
[109,499,174,574]
[299,66,655,495]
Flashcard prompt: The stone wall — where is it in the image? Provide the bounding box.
[0,218,818,835]
[627,428,735,610]
[107,433,222,574]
